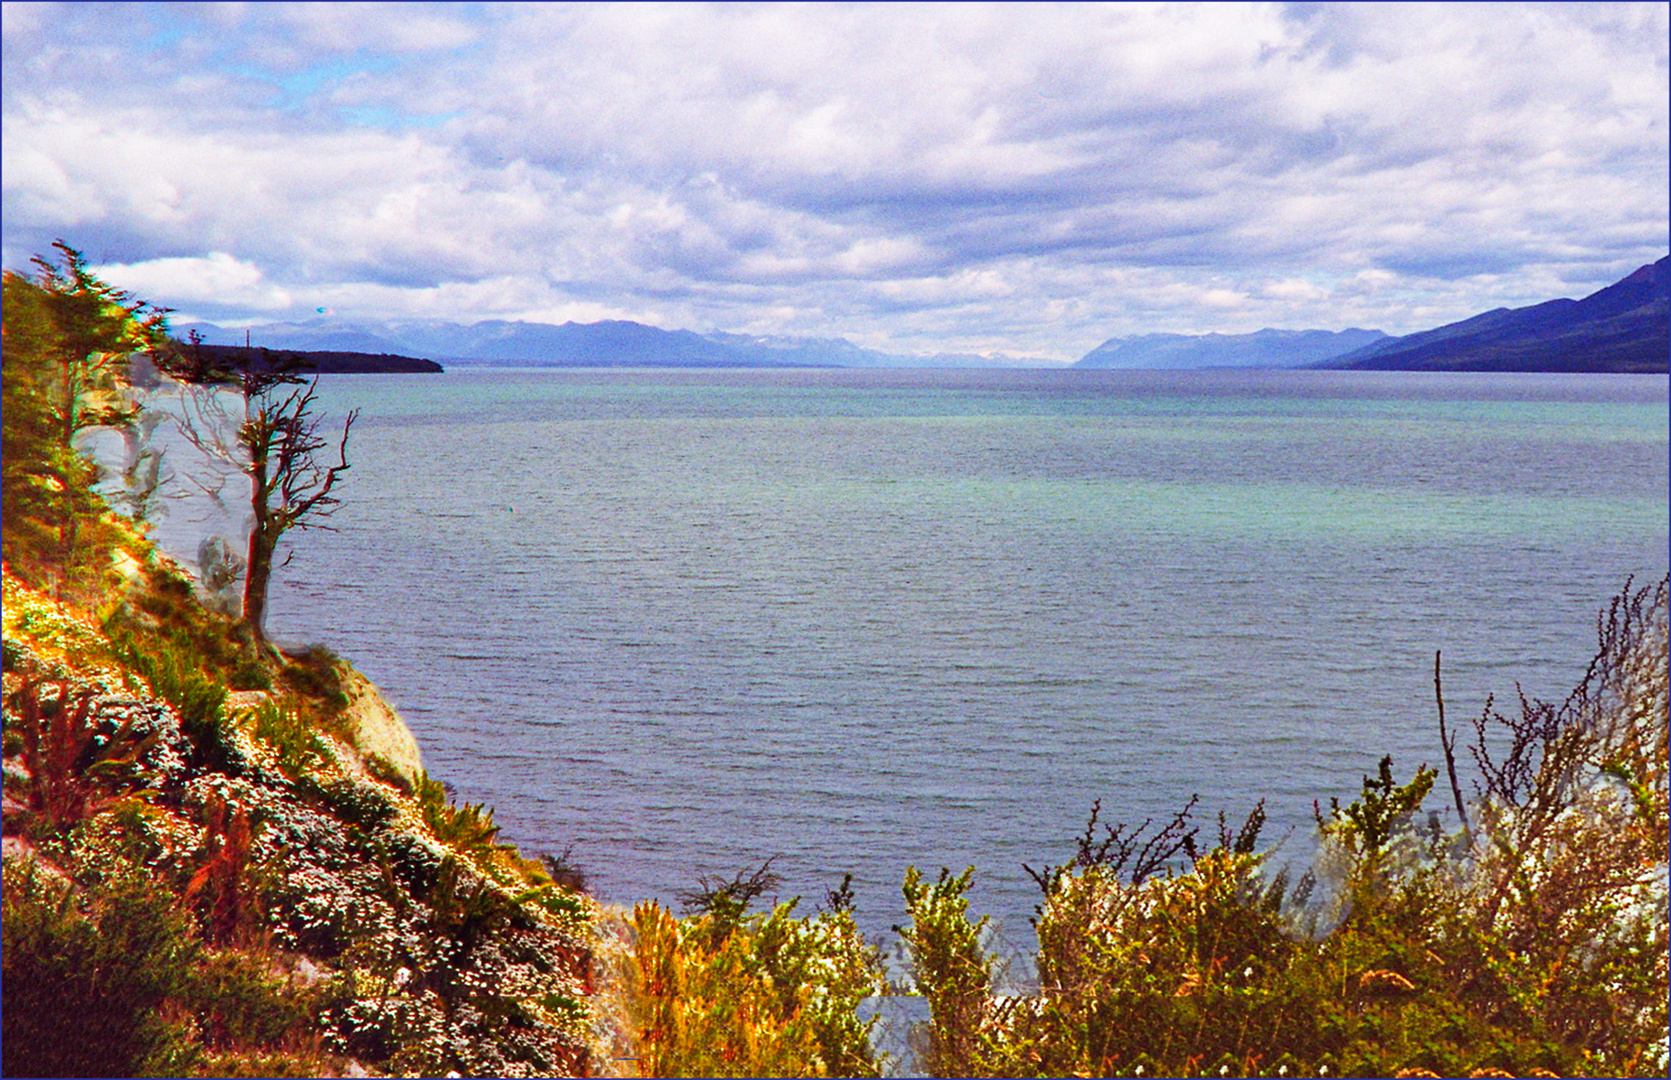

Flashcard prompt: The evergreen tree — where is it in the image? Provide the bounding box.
[1,241,169,597]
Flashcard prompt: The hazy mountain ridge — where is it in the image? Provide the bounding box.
[184,256,1670,373]
[1075,327,1389,369]
[1323,256,1669,373]
[188,318,1037,369]
[1073,258,1668,372]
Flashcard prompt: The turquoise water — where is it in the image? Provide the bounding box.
[196,367,1666,944]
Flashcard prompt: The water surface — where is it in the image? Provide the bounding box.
[169,367,1667,946]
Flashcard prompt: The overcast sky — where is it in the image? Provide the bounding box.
[3,2,1666,361]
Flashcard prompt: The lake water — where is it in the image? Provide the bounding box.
[154,367,1669,951]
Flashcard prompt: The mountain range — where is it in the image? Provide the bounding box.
[1322,255,1668,374]
[1075,327,1389,369]
[186,318,1037,370]
[1077,257,1667,373]
[187,255,1668,374]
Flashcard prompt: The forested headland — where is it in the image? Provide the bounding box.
[3,243,1667,1078]
[181,341,444,375]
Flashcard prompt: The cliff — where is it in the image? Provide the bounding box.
[335,668,424,784]
[2,541,595,1077]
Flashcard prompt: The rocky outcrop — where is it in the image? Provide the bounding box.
[337,668,424,784]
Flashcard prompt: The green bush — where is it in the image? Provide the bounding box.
[2,677,159,837]
[108,628,235,774]
[898,865,994,1077]
[247,700,327,781]
[414,769,506,864]
[632,869,887,1077]
[279,644,349,710]
[313,775,399,832]
[362,751,416,795]
[112,566,271,689]
[2,859,200,1077]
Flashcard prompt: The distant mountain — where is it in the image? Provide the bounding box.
[1324,256,1669,374]
[1075,327,1389,369]
[460,320,779,366]
[697,331,895,367]
[186,317,1040,369]
[702,331,1037,369]
[188,318,792,367]
[187,321,417,356]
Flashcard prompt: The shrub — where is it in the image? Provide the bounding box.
[279,643,349,710]
[184,792,268,948]
[314,775,399,832]
[632,871,887,1077]
[677,855,782,944]
[181,948,331,1076]
[897,865,994,1077]
[414,769,506,864]
[1,858,200,1077]
[362,751,415,795]
[894,577,1668,1078]
[108,629,236,775]
[541,845,588,894]
[246,700,327,781]
[1458,574,1669,1075]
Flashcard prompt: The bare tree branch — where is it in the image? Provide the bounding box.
[159,333,357,645]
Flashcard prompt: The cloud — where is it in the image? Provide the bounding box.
[1200,288,1249,309]
[96,252,293,312]
[1262,279,1330,302]
[268,2,480,56]
[875,269,1016,306]
[3,2,1666,358]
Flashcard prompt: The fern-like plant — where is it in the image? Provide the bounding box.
[414,771,504,860]
[184,792,267,948]
[3,677,157,834]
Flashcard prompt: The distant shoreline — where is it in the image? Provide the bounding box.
[185,342,445,374]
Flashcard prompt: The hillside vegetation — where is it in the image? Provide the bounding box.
[2,245,884,1079]
[4,244,1666,1078]
[3,249,595,1076]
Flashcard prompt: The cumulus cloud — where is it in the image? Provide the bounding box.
[3,2,1666,358]
[1262,279,1330,302]
[97,252,292,312]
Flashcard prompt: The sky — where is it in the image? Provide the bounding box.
[3,2,1667,362]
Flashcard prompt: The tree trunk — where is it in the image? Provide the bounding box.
[56,358,79,600]
[243,525,275,647]
[242,528,274,648]
[243,446,274,646]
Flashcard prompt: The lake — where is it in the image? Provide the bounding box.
[153,366,1670,954]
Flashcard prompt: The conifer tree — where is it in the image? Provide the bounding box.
[1,241,170,595]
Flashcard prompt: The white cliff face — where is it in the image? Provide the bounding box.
[337,668,424,784]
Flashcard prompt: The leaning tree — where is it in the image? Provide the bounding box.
[166,336,359,647]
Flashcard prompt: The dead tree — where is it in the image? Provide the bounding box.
[166,335,359,646]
